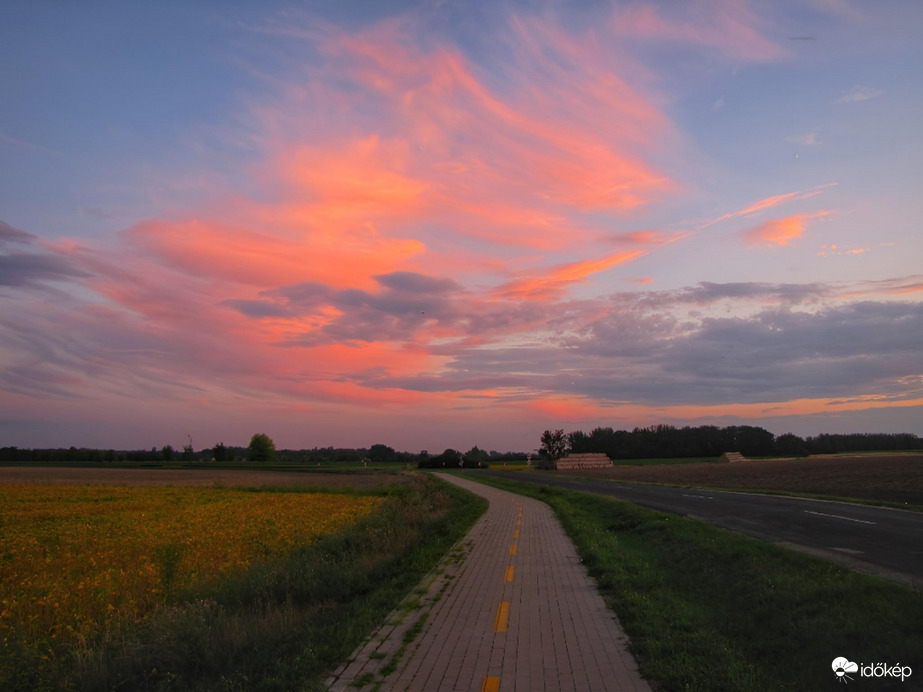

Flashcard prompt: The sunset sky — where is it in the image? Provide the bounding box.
[2,1,921,453]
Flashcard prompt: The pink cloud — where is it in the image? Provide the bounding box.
[742,211,832,247]
[734,190,823,217]
[834,276,923,300]
[250,9,676,256]
[612,1,786,62]
[0,7,687,433]
[526,394,923,427]
[703,184,837,229]
[121,215,425,292]
[494,251,646,301]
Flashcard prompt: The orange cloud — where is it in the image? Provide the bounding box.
[742,211,832,247]
[257,10,676,255]
[638,395,923,421]
[834,276,923,300]
[495,251,646,300]
[734,190,823,217]
[284,136,428,216]
[527,393,923,429]
[122,214,425,292]
[701,185,838,231]
[889,282,923,295]
[611,230,679,245]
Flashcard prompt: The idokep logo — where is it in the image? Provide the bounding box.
[833,658,859,683]
[832,657,913,684]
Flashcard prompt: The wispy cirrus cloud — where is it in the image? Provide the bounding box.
[493,251,647,301]
[0,220,35,246]
[0,253,91,288]
[0,131,63,156]
[0,220,91,288]
[248,9,676,261]
[611,0,786,61]
[734,191,824,218]
[702,183,836,230]
[786,132,820,146]
[835,84,883,104]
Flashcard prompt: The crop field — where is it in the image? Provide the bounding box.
[0,483,381,677]
[576,453,923,506]
[0,466,400,488]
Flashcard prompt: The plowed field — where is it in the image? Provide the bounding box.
[0,466,399,488]
[581,454,923,506]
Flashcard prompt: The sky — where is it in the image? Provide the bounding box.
[1,0,921,453]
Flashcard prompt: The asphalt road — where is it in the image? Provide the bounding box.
[482,471,923,587]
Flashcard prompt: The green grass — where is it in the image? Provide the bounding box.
[43,474,487,692]
[472,475,923,691]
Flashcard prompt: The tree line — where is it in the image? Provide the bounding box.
[1,427,919,466]
[0,436,527,466]
[560,425,921,459]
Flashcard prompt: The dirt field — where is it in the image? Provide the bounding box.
[0,466,404,490]
[579,453,923,506]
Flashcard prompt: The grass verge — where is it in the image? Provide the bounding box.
[19,473,486,692]
[473,475,922,691]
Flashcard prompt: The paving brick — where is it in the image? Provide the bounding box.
[326,474,650,691]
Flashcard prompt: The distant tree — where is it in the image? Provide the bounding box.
[805,432,922,455]
[462,446,489,468]
[540,429,569,462]
[247,433,277,463]
[369,443,397,464]
[441,448,463,467]
[725,425,775,457]
[418,448,460,469]
[213,442,228,463]
[182,443,194,461]
[568,430,590,454]
[161,444,174,462]
[775,433,809,457]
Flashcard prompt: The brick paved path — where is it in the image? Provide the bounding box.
[327,474,650,692]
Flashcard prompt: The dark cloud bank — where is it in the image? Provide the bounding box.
[224,271,923,409]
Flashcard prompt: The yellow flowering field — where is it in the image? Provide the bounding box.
[0,484,382,658]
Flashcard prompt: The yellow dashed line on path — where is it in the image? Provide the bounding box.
[513,530,519,538]
[504,565,515,582]
[494,602,510,632]
[509,544,517,556]
[482,675,500,692]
